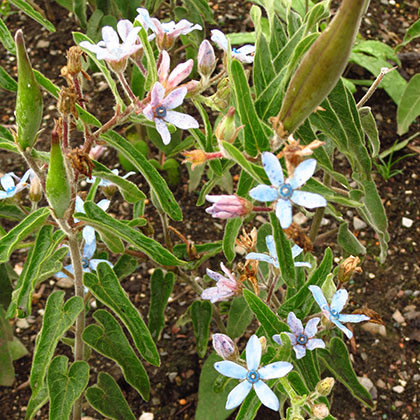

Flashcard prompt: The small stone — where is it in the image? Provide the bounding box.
[353,216,367,230]
[139,413,154,420]
[56,277,73,289]
[361,323,387,336]
[402,217,414,228]
[16,318,30,329]
[358,377,377,399]
[412,374,420,382]
[392,385,405,394]
[293,212,308,225]
[36,39,50,48]
[392,309,405,324]
[151,397,161,405]
[361,352,368,361]
[395,401,404,408]
[376,379,386,389]
[168,372,178,383]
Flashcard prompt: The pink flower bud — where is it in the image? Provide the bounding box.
[205,195,253,219]
[198,40,216,79]
[311,403,329,419]
[212,334,238,360]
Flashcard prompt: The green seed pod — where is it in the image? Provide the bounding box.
[15,30,43,150]
[277,0,369,134]
[46,129,71,219]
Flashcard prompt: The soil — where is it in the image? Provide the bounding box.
[1,1,420,420]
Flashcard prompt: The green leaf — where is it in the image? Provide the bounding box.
[148,269,175,341]
[9,0,56,32]
[76,201,184,266]
[294,350,320,390]
[338,222,366,255]
[353,40,401,66]
[86,372,136,420]
[0,19,16,54]
[191,300,212,358]
[182,0,215,24]
[84,263,160,366]
[47,356,89,420]
[226,296,254,339]
[0,263,15,308]
[398,18,420,50]
[397,73,420,135]
[243,289,288,339]
[101,130,182,220]
[0,65,17,91]
[0,202,26,221]
[82,309,150,400]
[25,386,49,420]
[0,306,14,386]
[137,26,157,91]
[359,106,380,158]
[253,32,275,95]
[73,0,87,28]
[229,60,270,156]
[318,337,374,407]
[223,218,242,263]
[0,208,50,263]
[113,254,138,280]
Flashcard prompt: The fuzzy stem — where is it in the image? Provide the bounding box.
[117,72,138,103]
[253,206,273,212]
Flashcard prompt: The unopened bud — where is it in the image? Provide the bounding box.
[29,175,42,202]
[205,195,253,219]
[212,334,238,360]
[182,149,207,169]
[67,46,83,75]
[204,77,230,111]
[315,377,335,396]
[215,107,243,144]
[258,336,267,352]
[337,256,362,284]
[311,403,329,419]
[198,40,216,79]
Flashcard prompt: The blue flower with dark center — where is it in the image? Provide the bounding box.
[0,170,32,199]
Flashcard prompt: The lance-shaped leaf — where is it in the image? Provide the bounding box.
[148,269,175,342]
[0,306,14,386]
[243,289,288,339]
[318,337,374,407]
[0,65,17,91]
[359,106,380,158]
[7,225,54,318]
[294,350,320,390]
[101,130,182,221]
[26,292,83,419]
[0,208,50,263]
[226,296,254,339]
[223,218,242,263]
[47,356,89,420]
[83,309,150,400]
[0,202,26,221]
[84,263,160,366]
[338,222,366,256]
[9,0,56,32]
[191,300,212,358]
[0,19,15,54]
[76,201,185,266]
[86,372,136,420]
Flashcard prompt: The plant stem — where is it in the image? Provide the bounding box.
[309,173,331,242]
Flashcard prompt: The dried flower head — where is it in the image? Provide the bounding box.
[284,222,313,252]
[337,255,363,284]
[236,227,258,253]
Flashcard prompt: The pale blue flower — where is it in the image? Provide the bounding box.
[86,169,135,187]
[246,235,311,269]
[309,285,370,339]
[273,312,325,359]
[143,82,199,145]
[0,169,32,199]
[214,335,293,411]
[210,29,255,64]
[249,152,327,229]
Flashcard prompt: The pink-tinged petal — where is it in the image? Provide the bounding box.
[259,361,293,380]
[214,361,247,379]
[331,318,353,339]
[220,262,236,284]
[265,236,277,260]
[124,29,141,49]
[136,8,155,31]
[167,59,193,90]
[246,335,262,371]
[225,381,252,410]
[306,338,325,351]
[161,87,187,109]
[117,20,133,41]
[330,289,348,313]
[201,286,225,303]
[150,18,164,37]
[304,317,320,338]
[309,285,329,312]
[150,82,165,106]
[275,198,293,229]
[291,190,327,209]
[143,104,154,121]
[154,118,171,145]
[293,344,307,359]
[249,184,279,202]
[287,312,304,335]
[161,21,176,33]
[254,380,279,411]
[262,152,284,187]
[79,40,97,53]
[211,29,228,51]
[164,111,199,130]
[272,334,282,345]
[102,26,119,48]
[206,268,226,283]
[158,50,170,84]
[289,158,317,189]
[338,314,370,323]
[170,20,202,38]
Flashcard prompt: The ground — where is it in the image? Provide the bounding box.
[0,1,419,420]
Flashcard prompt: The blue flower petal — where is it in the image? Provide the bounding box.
[261,152,284,187]
[291,244,303,259]
[249,184,279,202]
[83,234,97,261]
[309,285,329,311]
[225,380,252,410]
[155,118,171,145]
[214,361,247,379]
[89,259,113,271]
[330,289,348,313]
[97,199,111,211]
[1,173,15,192]
[272,334,282,345]
[338,314,370,323]
[306,338,325,350]
[304,317,320,338]
[245,252,276,266]
[265,235,277,260]
[293,344,306,359]
[331,318,353,339]
[75,196,85,214]
[287,312,304,335]
[246,335,262,371]
[258,361,293,380]
[288,159,316,189]
[294,261,312,268]
[275,198,292,228]
[291,190,327,209]
[254,380,279,411]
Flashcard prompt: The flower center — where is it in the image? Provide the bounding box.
[6,187,14,193]
[296,333,308,345]
[279,183,293,199]
[246,370,260,384]
[232,48,239,54]
[82,258,89,269]
[155,105,167,118]
[329,309,339,320]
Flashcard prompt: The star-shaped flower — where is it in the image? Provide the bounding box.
[143,82,199,145]
[309,285,370,339]
[0,169,32,199]
[246,235,312,269]
[201,262,239,303]
[210,29,255,64]
[249,152,327,229]
[273,312,325,359]
[214,335,293,411]
[157,50,194,93]
[79,20,142,66]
